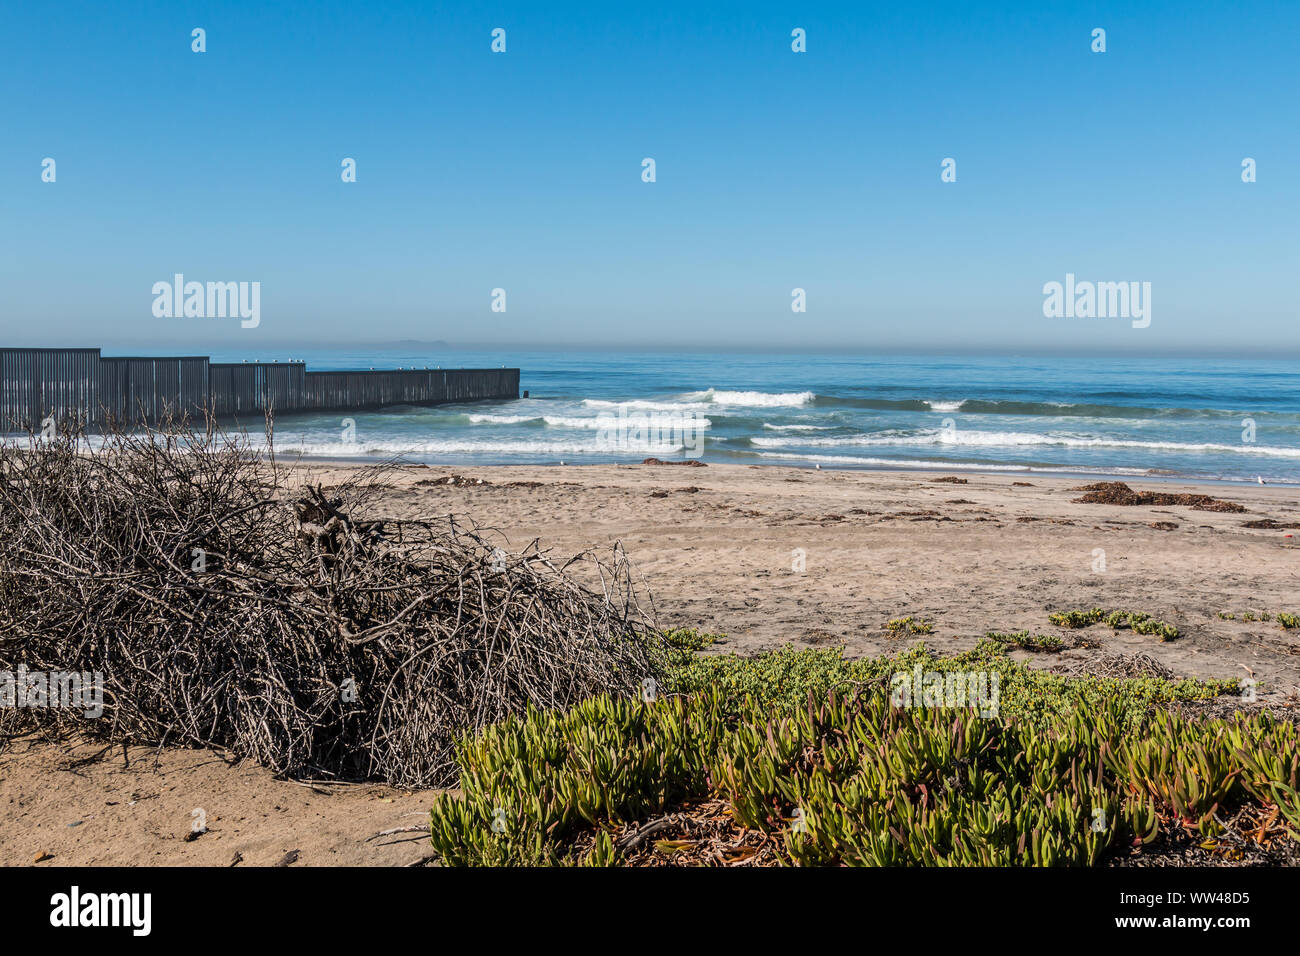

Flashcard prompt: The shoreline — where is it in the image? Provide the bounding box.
[9,432,1294,488]
[278,453,1300,490]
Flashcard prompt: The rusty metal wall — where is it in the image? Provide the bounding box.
[209,362,306,416]
[1,351,519,428]
[99,356,210,423]
[300,368,518,410]
[0,348,102,429]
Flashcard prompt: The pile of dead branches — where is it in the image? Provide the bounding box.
[0,420,663,787]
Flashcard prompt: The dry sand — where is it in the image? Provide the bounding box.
[309,462,1300,695]
[6,461,1300,865]
[0,736,440,867]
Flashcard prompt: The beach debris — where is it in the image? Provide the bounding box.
[416,474,490,487]
[274,850,301,867]
[229,851,243,867]
[641,457,706,467]
[1051,652,1176,681]
[1071,481,1246,513]
[0,419,664,788]
[33,851,54,864]
[930,476,968,484]
[367,825,431,842]
[589,800,781,867]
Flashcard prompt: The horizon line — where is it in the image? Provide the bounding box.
[44,340,1300,360]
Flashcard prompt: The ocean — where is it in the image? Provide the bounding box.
[207,348,1300,485]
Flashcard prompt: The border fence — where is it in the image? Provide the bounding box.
[0,348,520,429]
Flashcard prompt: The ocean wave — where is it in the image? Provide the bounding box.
[681,388,816,407]
[581,389,812,411]
[282,438,688,456]
[805,395,1268,419]
[751,430,1300,457]
[752,451,1157,475]
[582,399,712,412]
[466,413,540,425]
[468,412,711,430]
[762,423,835,431]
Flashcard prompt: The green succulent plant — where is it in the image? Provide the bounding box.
[426,639,1285,867]
[1052,608,1178,640]
[886,616,935,635]
[987,631,1065,652]
[1049,608,1104,628]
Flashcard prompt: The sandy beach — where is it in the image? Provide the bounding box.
[5,460,1299,866]
[303,461,1300,695]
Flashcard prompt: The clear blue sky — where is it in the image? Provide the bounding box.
[1,0,1296,354]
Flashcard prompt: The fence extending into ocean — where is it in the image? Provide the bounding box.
[0,348,520,429]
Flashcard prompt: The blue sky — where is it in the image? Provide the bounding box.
[1,0,1296,354]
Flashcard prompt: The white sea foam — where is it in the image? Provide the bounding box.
[925,400,966,413]
[282,438,686,456]
[752,451,1156,475]
[466,413,710,429]
[582,399,712,412]
[466,414,538,425]
[751,431,1300,457]
[582,389,812,411]
[683,388,816,407]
